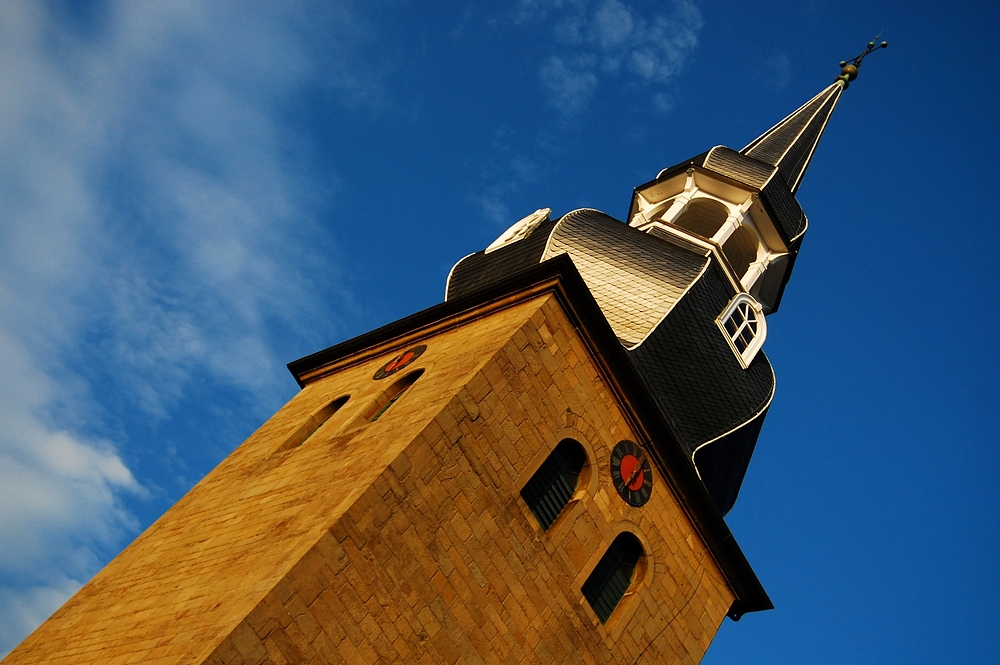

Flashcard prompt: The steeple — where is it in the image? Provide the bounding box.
[4,43,900,664]
[741,38,888,194]
[740,82,843,194]
[447,47,889,517]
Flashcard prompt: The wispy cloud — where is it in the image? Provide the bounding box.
[521,0,704,118]
[539,55,600,117]
[762,51,792,91]
[471,126,551,228]
[0,0,380,653]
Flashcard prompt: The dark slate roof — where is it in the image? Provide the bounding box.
[628,261,775,455]
[741,82,844,194]
[445,217,556,301]
[759,173,808,242]
[693,407,768,517]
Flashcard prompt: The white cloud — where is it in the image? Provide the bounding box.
[515,0,589,25]
[763,51,792,91]
[0,575,83,655]
[472,127,551,229]
[539,55,600,117]
[0,0,377,654]
[530,0,704,117]
[590,0,634,51]
[0,328,140,652]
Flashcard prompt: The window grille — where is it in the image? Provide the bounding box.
[520,439,586,530]
[717,293,767,367]
[582,532,644,624]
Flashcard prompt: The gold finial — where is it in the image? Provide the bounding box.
[835,33,888,88]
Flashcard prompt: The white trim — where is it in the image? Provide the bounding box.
[690,361,776,467]
[704,145,723,166]
[443,252,475,301]
[743,83,843,193]
[741,83,839,153]
[787,88,841,192]
[708,241,744,294]
[788,213,809,244]
[715,293,767,368]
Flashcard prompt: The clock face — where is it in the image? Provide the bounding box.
[610,440,653,507]
[373,344,426,380]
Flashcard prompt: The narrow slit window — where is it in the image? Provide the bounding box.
[716,293,767,367]
[275,395,350,454]
[520,439,586,530]
[368,369,423,422]
[582,532,644,624]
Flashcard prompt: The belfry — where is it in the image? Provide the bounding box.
[4,47,885,664]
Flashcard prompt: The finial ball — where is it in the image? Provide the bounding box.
[841,64,859,81]
[880,41,888,48]
[839,60,847,67]
[868,41,875,48]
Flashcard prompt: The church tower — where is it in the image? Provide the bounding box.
[3,50,884,664]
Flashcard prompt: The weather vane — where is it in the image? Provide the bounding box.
[836,33,888,87]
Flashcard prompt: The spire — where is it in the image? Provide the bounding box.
[740,83,843,194]
[740,37,888,194]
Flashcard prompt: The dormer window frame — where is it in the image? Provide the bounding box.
[716,293,767,368]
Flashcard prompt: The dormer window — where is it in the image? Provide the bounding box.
[717,294,766,367]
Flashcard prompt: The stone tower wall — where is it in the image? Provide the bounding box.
[4,292,734,664]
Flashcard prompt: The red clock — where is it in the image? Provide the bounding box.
[373,344,426,380]
[610,440,653,507]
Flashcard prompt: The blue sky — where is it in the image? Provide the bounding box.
[1,0,997,661]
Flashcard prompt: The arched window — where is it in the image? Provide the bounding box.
[367,369,423,422]
[582,532,644,624]
[717,293,767,367]
[721,224,759,279]
[274,395,350,454]
[671,198,730,240]
[520,439,586,530]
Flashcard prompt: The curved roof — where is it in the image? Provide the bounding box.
[541,209,709,346]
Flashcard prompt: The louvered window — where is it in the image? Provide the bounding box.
[582,533,644,624]
[520,439,586,530]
